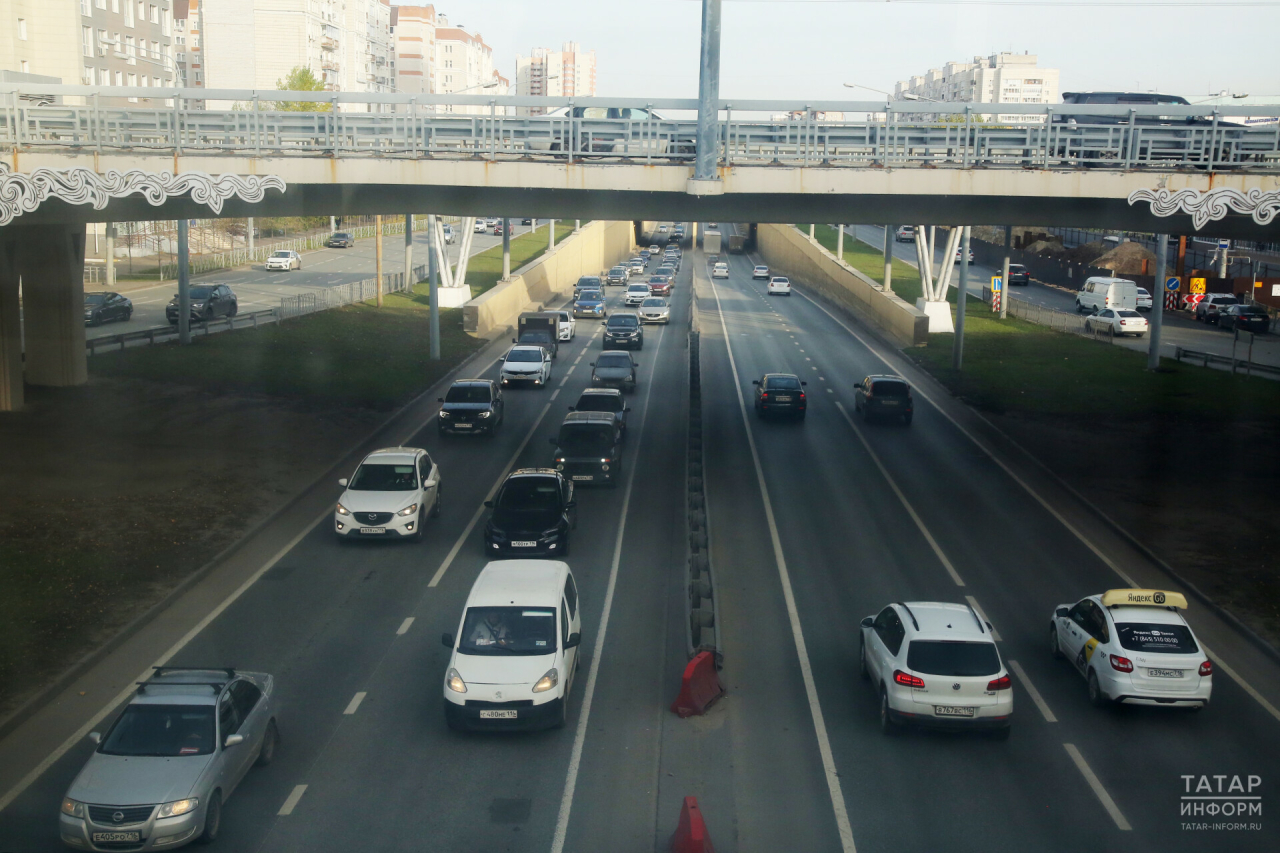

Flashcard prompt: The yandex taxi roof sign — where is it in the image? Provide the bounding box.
[1101,589,1189,610]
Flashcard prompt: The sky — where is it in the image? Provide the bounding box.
[392,0,1280,102]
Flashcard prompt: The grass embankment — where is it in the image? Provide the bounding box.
[466,222,574,300]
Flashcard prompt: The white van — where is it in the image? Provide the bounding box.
[1076,277,1138,314]
[441,560,581,731]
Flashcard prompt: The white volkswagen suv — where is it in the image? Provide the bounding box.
[334,447,440,540]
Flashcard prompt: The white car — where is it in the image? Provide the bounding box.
[555,310,576,342]
[658,225,669,232]
[1050,589,1211,710]
[861,601,1011,737]
[500,345,552,387]
[1136,287,1153,311]
[442,560,582,731]
[954,246,974,263]
[752,264,770,280]
[639,297,670,324]
[264,250,301,271]
[442,224,455,244]
[711,262,730,279]
[625,283,652,306]
[335,446,441,540]
[1085,308,1148,337]
[767,276,792,296]
[473,219,487,233]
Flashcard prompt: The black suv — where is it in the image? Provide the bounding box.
[602,313,643,349]
[483,469,576,557]
[166,284,238,324]
[570,388,630,438]
[854,375,913,425]
[1006,264,1031,286]
[550,412,624,488]
[326,232,355,248]
[753,374,807,420]
[438,379,504,435]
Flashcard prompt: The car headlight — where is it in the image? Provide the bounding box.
[336,502,350,515]
[438,410,451,417]
[446,668,467,693]
[398,503,419,517]
[477,411,491,418]
[156,798,199,819]
[532,668,559,693]
[61,798,85,818]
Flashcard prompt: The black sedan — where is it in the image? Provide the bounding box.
[483,469,576,557]
[84,292,133,326]
[753,374,807,420]
[1007,264,1031,286]
[1216,304,1271,334]
[438,379,504,435]
[854,375,913,425]
[326,232,355,248]
[165,284,238,325]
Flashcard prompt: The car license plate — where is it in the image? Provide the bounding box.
[479,709,518,719]
[881,400,899,406]
[572,475,594,481]
[454,423,472,429]
[1148,668,1183,678]
[934,705,975,717]
[773,395,792,402]
[359,527,386,534]
[511,540,537,547]
[93,832,142,843]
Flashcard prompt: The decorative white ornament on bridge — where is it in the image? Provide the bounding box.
[0,162,285,227]
[1127,187,1280,231]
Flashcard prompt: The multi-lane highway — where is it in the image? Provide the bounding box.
[2,226,1277,852]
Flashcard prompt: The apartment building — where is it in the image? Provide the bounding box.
[1,0,176,104]
[433,13,507,114]
[389,3,436,96]
[345,0,392,96]
[172,0,202,93]
[514,42,596,116]
[894,52,1060,123]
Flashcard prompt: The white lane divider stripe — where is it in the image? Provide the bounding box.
[708,276,858,853]
[550,324,668,853]
[1008,660,1057,723]
[343,692,366,715]
[396,617,414,636]
[1200,644,1280,723]
[277,784,308,816]
[963,596,1001,641]
[835,401,964,587]
[550,389,560,400]
[1063,743,1132,831]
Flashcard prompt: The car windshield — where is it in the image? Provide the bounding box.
[597,354,631,369]
[608,316,639,329]
[85,294,109,305]
[333,233,351,239]
[349,463,417,491]
[496,478,561,511]
[906,641,1001,676]
[577,277,602,288]
[772,278,789,284]
[766,376,802,390]
[100,704,216,757]
[642,298,666,308]
[649,277,669,285]
[578,292,603,302]
[1115,622,1199,653]
[871,381,909,397]
[577,394,623,413]
[189,287,215,300]
[271,251,290,258]
[629,285,650,292]
[507,350,543,363]
[445,385,491,404]
[755,266,768,271]
[559,422,616,452]
[458,607,557,656]
[1215,297,1239,305]
[610,267,625,274]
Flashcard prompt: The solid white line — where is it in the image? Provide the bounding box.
[428,401,553,588]
[1063,743,1132,831]
[964,596,1001,641]
[708,276,858,853]
[1008,660,1057,723]
[1201,644,1280,724]
[343,692,366,715]
[834,401,965,588]
[277,784,308,816]
[0,511,328,815]
[549,325,667,853]
[396,617,415,636]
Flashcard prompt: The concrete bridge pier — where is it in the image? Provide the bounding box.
[0,235,21,412]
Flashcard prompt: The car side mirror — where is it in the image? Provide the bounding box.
[1056,607,1069,618]
[565,632,582,649]
[441,632,454,648]
[801,381,808,386]
[752,380,760,385]
[338,478,348,487]
[223,734,245,748]
[512,338,518,343]
[601,321,607,325]
[438,397,445,403]
[548,437,559,446]
[87,731,101,744]
[566,500,576,509]
[624,407,631,413]
[860,617,874,629]
[986,621,993,631]
[483,500,494,509]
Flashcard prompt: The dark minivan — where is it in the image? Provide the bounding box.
[550,412,624,488]
[854,375,913,425]
[438,379,503,435]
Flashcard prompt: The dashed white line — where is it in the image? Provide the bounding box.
[343,692,367,715]
[277,784,308,816]
[964,596,1001,641]
[396,617,415,635]
[1064,744,1132,831]
[550,389,560,400]
[1008,660,1057,723]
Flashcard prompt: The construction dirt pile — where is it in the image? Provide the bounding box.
[1090,241,1158,275]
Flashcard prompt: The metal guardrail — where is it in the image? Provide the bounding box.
[85,308,279,355]
[5,89,1280,171]
[1174,345,1280,377]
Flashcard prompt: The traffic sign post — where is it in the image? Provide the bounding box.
[990,276,1003,313]
[1165,276,1180,292]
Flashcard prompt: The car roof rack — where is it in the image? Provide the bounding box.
[152,666,236,679]
[896,602,920,631]
[965,603,986,633]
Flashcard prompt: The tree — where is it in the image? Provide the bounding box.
[275,66,330,112]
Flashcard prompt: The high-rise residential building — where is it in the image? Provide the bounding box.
[173,0,202,93]
[346,0,393,96]
[514,42,596,115]
[432,13,507,114]
[0,0,176,105]
[894,52,1060,123]
[390,4,437,96]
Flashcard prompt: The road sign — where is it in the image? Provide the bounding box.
[1190,277,1207,294]
[1165,276,1180,292]
[1218,239,1230,250]
[990,276,1003,292]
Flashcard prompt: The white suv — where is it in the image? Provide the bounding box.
[860,601,1011,738]
[335,447,441,540]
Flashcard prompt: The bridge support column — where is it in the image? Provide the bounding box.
[18,224,89,389]
[427,214,440,361]
[953,226,971,371]
[690,0,722,193]
[375,215,384,307]
[247,217,255,253]
[105,223,116,289]
[0,234,22,411]
[177,219,191,345]
[405,214,414,288]
[1148,234,1168,371]
[1000,226,1011,320]
[502,218,511,280]
[836,224,844,262]
[549,220,556,251]
[882,225,894,292]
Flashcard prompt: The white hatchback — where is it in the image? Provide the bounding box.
[442,560,582,731]
[335,447,440,540]
[767,276,792,296]
[264,250,301,271]
[555,310,576,342]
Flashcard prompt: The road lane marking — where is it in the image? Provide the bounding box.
[428,401,554,588]
[550,389,560,400]
[835,402,965,587]
[1008,660,1057,723]
[964,596,1001,641]
[1199,645,1280,723]
[277,784,308,816]
[343,692,366,715]
[708,277,858,853]
[551,325,668,853]
[396,617,414,635]
[1063,744,1132,831]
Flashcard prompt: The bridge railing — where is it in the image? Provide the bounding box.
[3,89,1280,171]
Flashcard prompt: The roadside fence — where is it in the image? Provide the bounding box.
[277,265,426,320]
[85,308,279,355]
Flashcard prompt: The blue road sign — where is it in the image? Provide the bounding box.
[1165,276,1180,292]
[991,276,1003,292]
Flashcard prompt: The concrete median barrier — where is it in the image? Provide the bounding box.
[669,796,716,853]
[670,651,725,719]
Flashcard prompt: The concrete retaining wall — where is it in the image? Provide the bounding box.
[756,224,928,347]
[463,220,634,337]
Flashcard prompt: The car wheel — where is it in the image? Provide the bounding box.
[859,639,870,680]
[444,703,466,732]
[559,534,570,557]
[1049,626,1064,659]
[432,485,442,518]
[254,719,279,767]
[1087,669,1110,708]
[124,309,133,321]
[229,304,238,317]
[879,687,900,735]
[1076,302,1084,314]
[196,791,221,845]
[552,699,568,730]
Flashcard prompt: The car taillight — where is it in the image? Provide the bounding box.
[798,393,805,400]
[1109,654,1134,673]
[760,392,768,399]
[893,670,925,688]
[987,674,1011,691]
[1199,660,1213,677]
[1119,320,1128,325]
